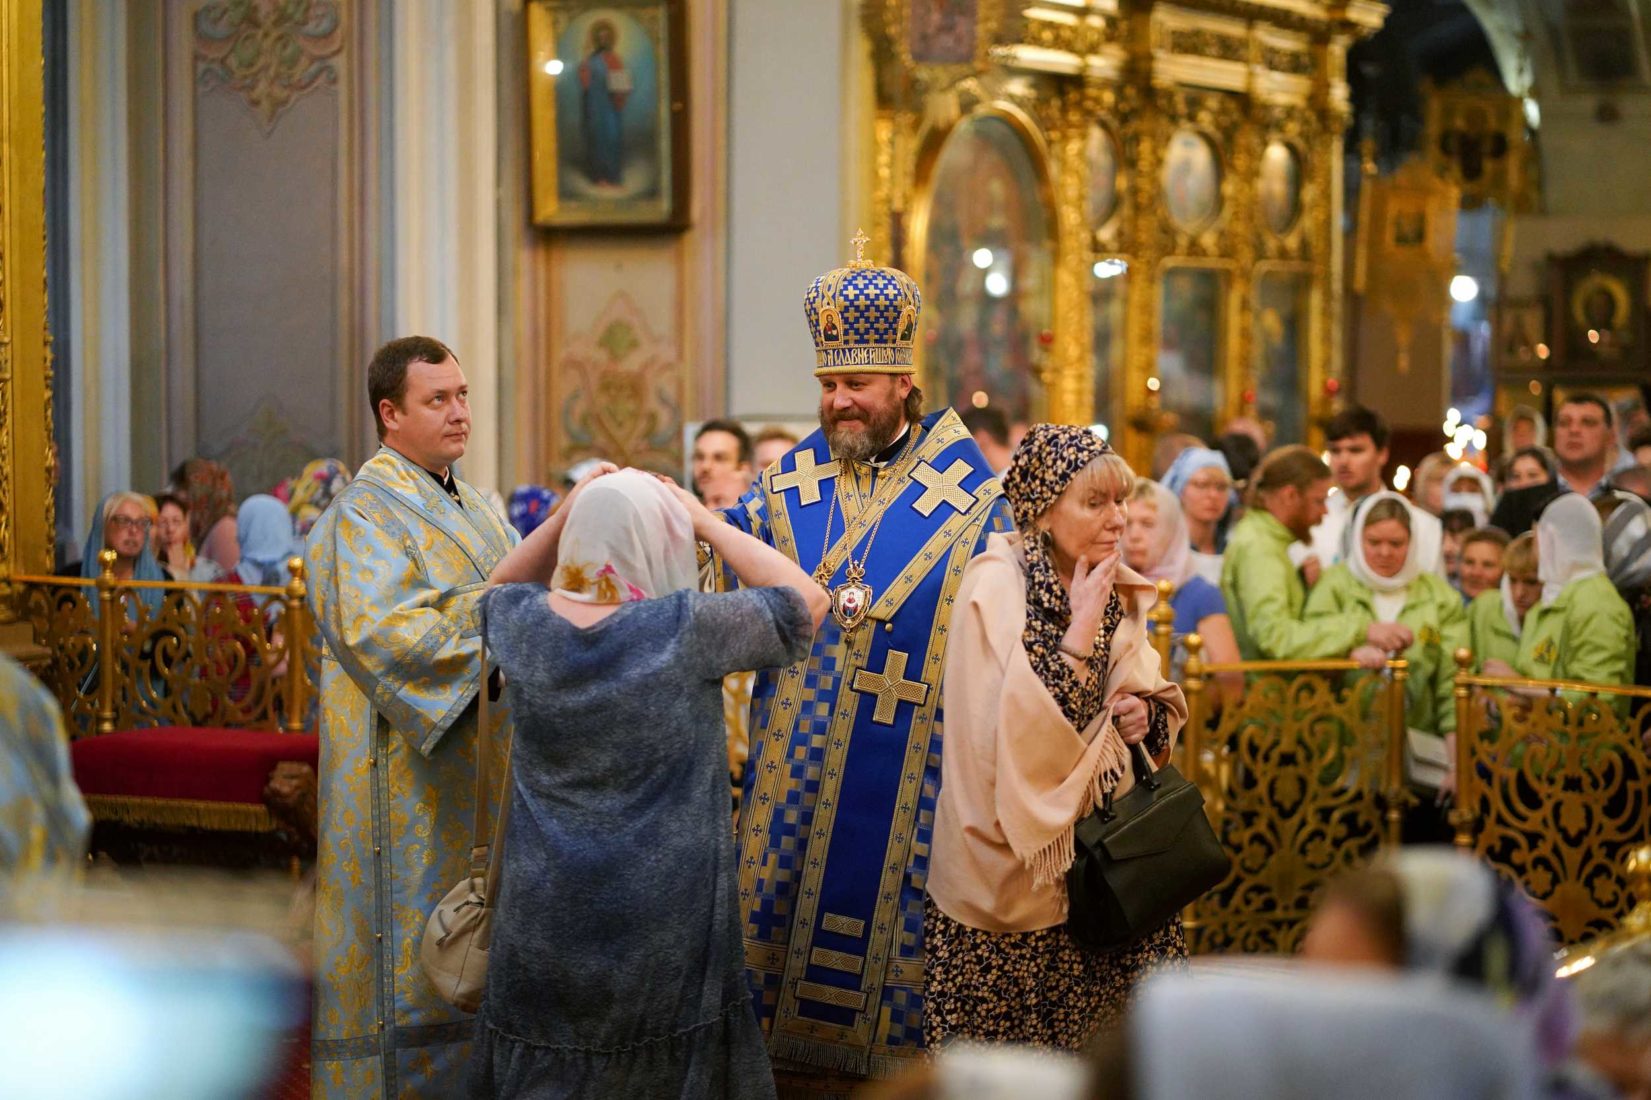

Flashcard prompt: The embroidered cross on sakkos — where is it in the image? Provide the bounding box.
[771,450,839,506]
[910,459,975,517]
[851,649,930,725]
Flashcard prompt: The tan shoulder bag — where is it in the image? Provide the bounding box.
[420,633,510,1013]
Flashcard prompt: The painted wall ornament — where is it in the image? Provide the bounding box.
[194,0,345,134]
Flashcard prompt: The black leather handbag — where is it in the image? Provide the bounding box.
[1066,741,1231,952]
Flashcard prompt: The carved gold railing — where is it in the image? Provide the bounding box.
[1150,578,1175,678]
[1451,651,1651,947]
[5,550,316,736]
[1177,634,1409,954]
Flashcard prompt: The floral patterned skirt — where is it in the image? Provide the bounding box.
[922,897,1187,1051]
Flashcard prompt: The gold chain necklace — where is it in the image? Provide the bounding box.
[813,427,920,631]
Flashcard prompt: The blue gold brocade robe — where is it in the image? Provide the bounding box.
[724,409,1012,1076]
[0,654,90,878]
[304,447,516,1099]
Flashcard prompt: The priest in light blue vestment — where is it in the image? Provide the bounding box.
[719,238,1012,1084]
[0,653,90,879]
[305,338,516,1099]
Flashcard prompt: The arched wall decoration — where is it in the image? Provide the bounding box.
[858,0,1384,468]
[909,104,1056,425]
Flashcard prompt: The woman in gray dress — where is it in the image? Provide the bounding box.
[474,465,826,1100]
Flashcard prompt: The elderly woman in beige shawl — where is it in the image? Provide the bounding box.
[926,424,1188,1052]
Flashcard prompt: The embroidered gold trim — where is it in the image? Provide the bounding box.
[810,947,866,975]
[85,795,275,833]
[796,981,868,1011]
[821,913,866,938]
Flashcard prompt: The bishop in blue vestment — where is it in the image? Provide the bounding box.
[720,237,1012,1081]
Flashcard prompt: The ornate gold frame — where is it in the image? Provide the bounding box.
[858,0,1384,471]
[0,0,52,635]
[906,98,1059,416]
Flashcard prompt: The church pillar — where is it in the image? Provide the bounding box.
[0,0,53,607]
[387,0,504,491]
[65,0,134,521]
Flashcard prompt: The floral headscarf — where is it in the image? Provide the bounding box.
[1001,424,1122,731]
[176,458,235,547]
[508,485,561,538]
[288,459,350,538]
[550,470,697,604]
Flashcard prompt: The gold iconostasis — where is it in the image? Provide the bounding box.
[856,0,1384,472]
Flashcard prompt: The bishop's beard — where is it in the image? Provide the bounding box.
[821,401,903,464]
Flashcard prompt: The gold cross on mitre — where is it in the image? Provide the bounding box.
[910,459,976,517]
[770,449,839,506]
[848,227,872,269]
[852,648,930,725]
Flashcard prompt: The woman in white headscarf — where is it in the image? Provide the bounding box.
[1512,493,1633,687]
[476,466,826,1100]
[1124,479,1243,701]
[1443,462,1496,529]
[1305,493,1467,807]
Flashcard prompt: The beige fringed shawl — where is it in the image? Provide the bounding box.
[928,532,1187,932]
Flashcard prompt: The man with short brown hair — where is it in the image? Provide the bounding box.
[306,336,517,1098]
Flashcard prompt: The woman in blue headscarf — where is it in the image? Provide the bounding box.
[220,496,302,702]
[81,492,167,615]
[229,495,301,590]
[1162,446,1235,587]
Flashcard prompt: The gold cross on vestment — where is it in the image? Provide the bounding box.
[770,450,838,506]
[852,648,930,725]
[910,459,975,517]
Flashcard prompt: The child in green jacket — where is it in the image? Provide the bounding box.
[1466,531,1538,671]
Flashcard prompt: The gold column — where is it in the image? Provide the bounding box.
[1119,86,1166,475]
[0,0,52,625]
[1308,30,1353,444]
[1227,101,1263,427]
[1046,87,1094,424]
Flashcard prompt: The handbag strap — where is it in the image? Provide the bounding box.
[1100,741,1159,817]
[469,610,513,900]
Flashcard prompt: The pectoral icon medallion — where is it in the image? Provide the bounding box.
[830,562,873,631]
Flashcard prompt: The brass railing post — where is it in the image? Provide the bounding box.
[283,556,309,733]
[1450,648,1476,849]
[95,549,118,734]
[1150,579,1175,680]
[1382,657,1409,847]
[1182,633,1205,792]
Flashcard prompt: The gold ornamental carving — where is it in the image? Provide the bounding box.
[1423,68,1535,214]
[857,0,1387,461]
[0,0,53,630]
[1452,656,1651,946]
[1354,156,1460,375]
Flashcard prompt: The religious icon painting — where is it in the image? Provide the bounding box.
[819,307,844,346]
[527,0,689,229]
[1547,244,1648,367]
[896,306,917,345]
[1162,129,1222,231]
[1258,141,1302,236]
[1085,122,1120,231]
[919,112,1053,425]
